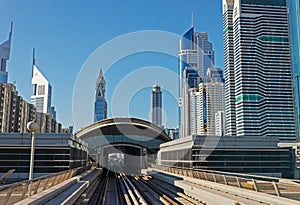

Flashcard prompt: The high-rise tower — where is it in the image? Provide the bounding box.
[223,0,295,140]
[0,22,13,83]
[194,32,215,78]
[205,67,225,135]
[182,67,199,137]
[288,0,300,140]
[151,83,162,127]
[31,49,52,114]
[223,0,236,135]
[94,69,107,122]
[178,19,215,137]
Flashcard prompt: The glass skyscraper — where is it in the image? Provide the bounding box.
[223,0,295,140]
[94,69,107,122]
[182,67,199,137]
[0,22,12,83]
[178,23,215,137]
[288,0,300,140]
[151,83,162,127]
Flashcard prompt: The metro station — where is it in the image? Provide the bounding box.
[75,117,170,173]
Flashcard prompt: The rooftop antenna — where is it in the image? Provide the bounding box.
[32,48,36,78]
[9,21,13,41]
[32,48,36,66]
[192,12,194,27]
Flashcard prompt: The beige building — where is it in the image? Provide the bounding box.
[0,83,62,133]
[35,112,62,133]
[206,82,225,135]
[0,83,35,132]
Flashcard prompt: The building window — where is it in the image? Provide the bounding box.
[38,85,45,95]
[33,84,37,95]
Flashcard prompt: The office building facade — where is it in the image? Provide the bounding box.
[151,83,162,127]
[94,69,107,122]
[223,0,236,136]
[223,0,295,139]
[288,0,300,140]
[206,67,225,135]
[194,32,215,78]
[189,88,201,135]
[158,135,296,178]
[178,24,215,137]
[0,22,12,83]
[215,111,225,136]
[31,54,52,114]
[206,82,225,135]
[181,67,199,137]
[187,67,225,136]
[0,133,88,179]
[30,51,63,133]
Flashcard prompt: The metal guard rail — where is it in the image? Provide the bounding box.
[151,164,300,200]
[0,166,89,205]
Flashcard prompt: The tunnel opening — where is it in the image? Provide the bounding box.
[102,144,146,175]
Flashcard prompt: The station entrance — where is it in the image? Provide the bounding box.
[76,118,170,175]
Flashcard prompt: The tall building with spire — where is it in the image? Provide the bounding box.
[151,82,162,127]
[94,69,107,122]
[0,22,13,83]
[223,0,295,140]
[30,49,62,133]
[30,49,52,114]
[178,17,215,137]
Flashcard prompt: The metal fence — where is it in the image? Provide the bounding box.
[0,167,86,205]
[151,164,300,201]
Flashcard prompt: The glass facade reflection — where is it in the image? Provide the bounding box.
[159,135,296,178]
[94,69,107,122]
[289,0,300,140]
[0,133,88,179]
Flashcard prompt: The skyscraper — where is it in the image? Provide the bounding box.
[0,22,13,83]
[178,26,194,135]
[94,69,107,122]
[223,0,295,139]
[151,83,162,127]
[178,23,215,88]
[181,67,199,137]
[223,0,236,136]
[288,0,300,140]
[189,86,205,135]
[205,67,225,135]
[30,50,52,114]
[194,32,215,78]
[188,68,225,136]
[178,21,215,137]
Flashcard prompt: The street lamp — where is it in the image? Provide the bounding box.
[27,121,39,195]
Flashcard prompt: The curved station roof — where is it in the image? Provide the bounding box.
[75,118,170,153]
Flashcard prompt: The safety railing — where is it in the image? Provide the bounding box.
[151,164,300,201]
[0,166,87,205]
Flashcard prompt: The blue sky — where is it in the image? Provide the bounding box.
[0,0,223,130]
